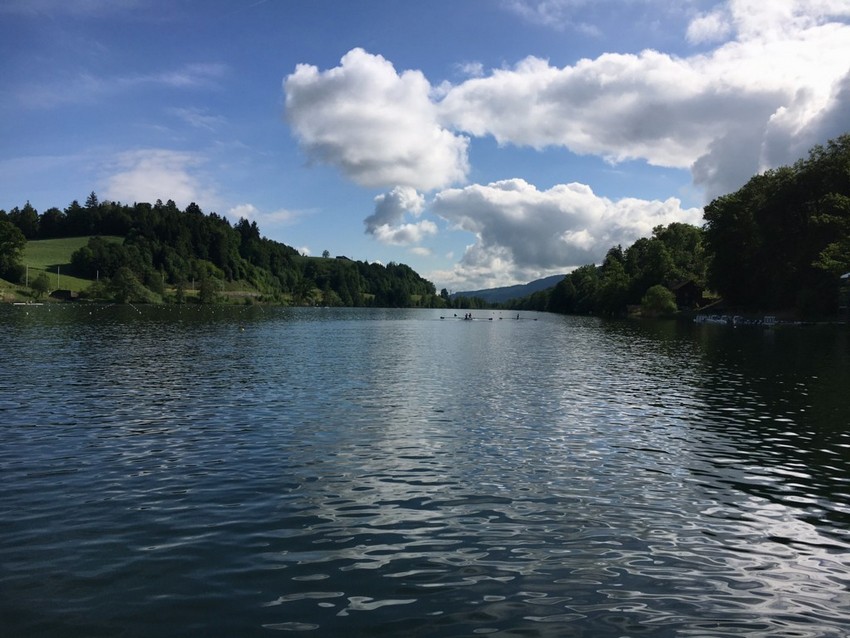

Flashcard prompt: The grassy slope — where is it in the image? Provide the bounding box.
[0,277,25,302]
[22,236,123,292]
[5,236,334,305]
[5,236,264,303]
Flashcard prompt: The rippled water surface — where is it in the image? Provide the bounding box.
[2,305,850,637]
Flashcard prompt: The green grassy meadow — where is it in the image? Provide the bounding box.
[22,236,123,293]
[1,236,263,304]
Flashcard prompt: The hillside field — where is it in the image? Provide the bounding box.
[22,236,124,293]
[0,236,126,299]
[1,236,272,303]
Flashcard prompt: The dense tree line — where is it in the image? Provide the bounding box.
[0,194,438,306]
[507,222,707,317]
[4,135,847,312]
[0,219,27,284]
[509,134,850,318]
[703,134,850,316]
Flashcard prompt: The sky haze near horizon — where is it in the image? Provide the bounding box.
[2,0,849,291]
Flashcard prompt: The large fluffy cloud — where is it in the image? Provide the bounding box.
[285,0,850,205]
[284,48,469,191]
[431,178,702,288]
[283,1,850,287]
[439,51,762,169]
[285,3,849,204]
[440,1,850,199]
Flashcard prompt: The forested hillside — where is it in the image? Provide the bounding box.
[703,135,850,315]
[0,194,439,307]
[3,135,847,312]
[509,134,850,319]
[507,222,708,316]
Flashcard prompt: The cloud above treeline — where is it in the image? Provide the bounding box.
[101,149,304,231]
[103,149,208,208]
[283,0,850,287]
[432,179,701,286]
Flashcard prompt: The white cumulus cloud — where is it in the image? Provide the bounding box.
[438,1,850,199]
[284,48,469,191]
[686,10,732,44]
[364,186,436,246]
[371,220,438,246]
[366,186,425,228]
[282,1,850,290]
[431,178,702,288]
[285,0,850,209]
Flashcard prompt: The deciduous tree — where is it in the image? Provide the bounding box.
[31,272,50,299]
[641,284,677,317]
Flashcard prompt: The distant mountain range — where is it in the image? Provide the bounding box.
[452,274,566,304]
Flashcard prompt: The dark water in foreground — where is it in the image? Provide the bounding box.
[2,305,849,637]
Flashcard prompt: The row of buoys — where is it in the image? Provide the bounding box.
[439,313,534,321]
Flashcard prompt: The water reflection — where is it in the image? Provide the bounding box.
[1,306,849,637]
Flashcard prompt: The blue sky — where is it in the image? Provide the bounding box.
[2,1,849,291]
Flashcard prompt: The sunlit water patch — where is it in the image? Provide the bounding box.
[2,305,849,637]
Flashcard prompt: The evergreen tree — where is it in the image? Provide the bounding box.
[0,220,26,282]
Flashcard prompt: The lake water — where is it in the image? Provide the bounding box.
[2,305,849,637]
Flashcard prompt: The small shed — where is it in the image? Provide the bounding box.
[670,280,704,310]
[49,289,79,301]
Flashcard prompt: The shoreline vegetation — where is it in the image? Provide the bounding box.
[2,134,849,320]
